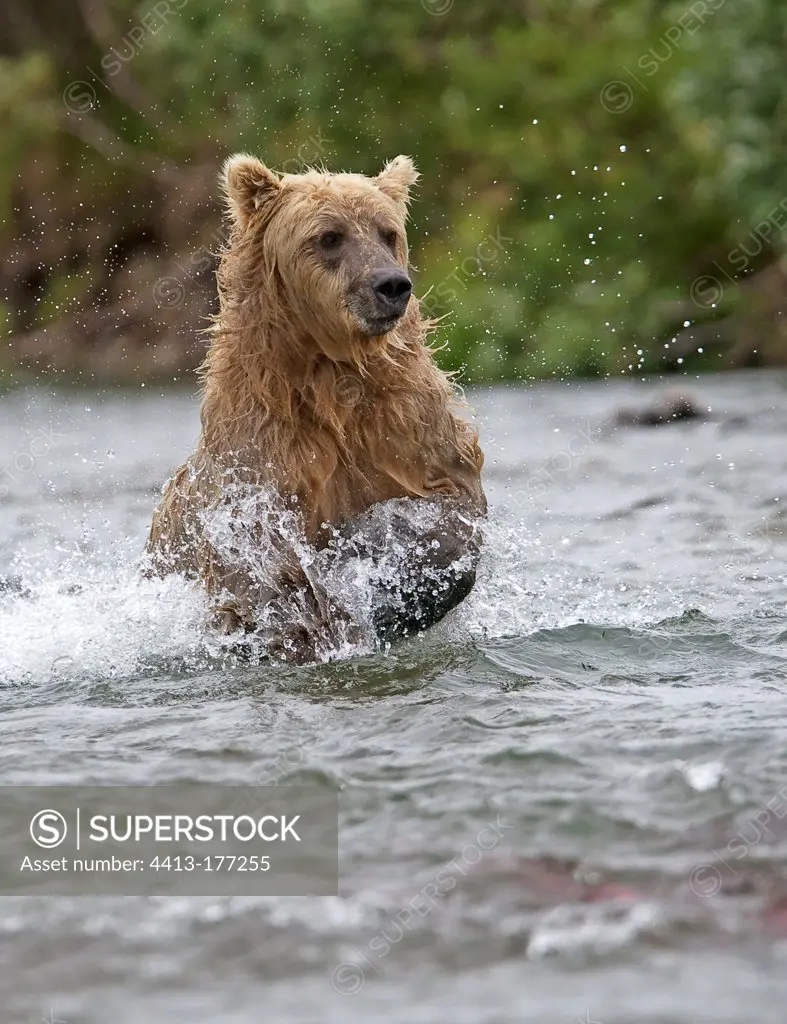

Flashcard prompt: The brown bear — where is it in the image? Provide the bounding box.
[146,154,486,662]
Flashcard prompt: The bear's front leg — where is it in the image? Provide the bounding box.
[328,496,484,644]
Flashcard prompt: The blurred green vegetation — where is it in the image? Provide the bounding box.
[1,0,786,382]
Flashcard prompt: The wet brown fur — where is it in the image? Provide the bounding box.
[146,154,486,652]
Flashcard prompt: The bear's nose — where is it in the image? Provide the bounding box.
[370,269,412,313]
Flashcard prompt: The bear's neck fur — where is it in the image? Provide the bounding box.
[197,264,483,541]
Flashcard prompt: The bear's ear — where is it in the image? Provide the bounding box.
[222,153,282,227]
[376,155,419,206]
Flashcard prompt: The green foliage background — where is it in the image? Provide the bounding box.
[1,0,786,382]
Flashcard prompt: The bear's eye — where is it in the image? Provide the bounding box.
[381,229,398,250]
[317,230,344,250]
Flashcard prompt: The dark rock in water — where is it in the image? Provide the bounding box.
[615,390,707,427]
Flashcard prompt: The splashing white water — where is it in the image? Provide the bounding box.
[0,480,714,690]
[2,377,773,689]
[1,489,489,687]
[0,563,209,687]
[199,484,482,661]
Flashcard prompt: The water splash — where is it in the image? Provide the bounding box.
[200,485,482,662]
[1,489,485,686]
[0,556,213,688]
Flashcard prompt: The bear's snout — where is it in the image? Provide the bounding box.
[369,268,412,317]
[349,266,413,337]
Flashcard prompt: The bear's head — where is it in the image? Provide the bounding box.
[221,153,420,359]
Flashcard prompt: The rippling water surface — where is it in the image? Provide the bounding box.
[1,371,786,1023]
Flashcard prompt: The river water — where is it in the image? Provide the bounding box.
[1,370,786,1023]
